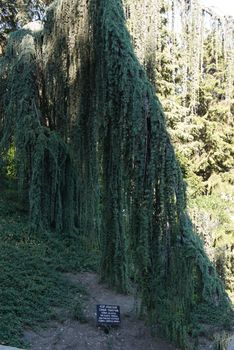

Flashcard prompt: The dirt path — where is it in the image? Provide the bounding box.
[23,272,180,350]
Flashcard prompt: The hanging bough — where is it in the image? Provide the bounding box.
[0,26,77,232]
[0,0,232,349]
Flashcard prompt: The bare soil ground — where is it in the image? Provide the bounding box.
[23,272,180,350]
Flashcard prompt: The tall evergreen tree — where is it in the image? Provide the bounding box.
[122,0,234,297]
[0,0,232,348]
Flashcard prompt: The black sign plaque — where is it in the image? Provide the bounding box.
[96,304,121,326]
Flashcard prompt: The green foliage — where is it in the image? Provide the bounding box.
[123,0,234,302]
[5,146,16,179]
[0,0,53,52]
[70,299,88,323]
[0,28,77,232]
[0,190,94,347]
[190,190,234,294]
[0,146,16,189]
[91,1,231,347]
[0,1,232,349]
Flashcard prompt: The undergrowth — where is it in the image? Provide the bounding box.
[0,187,97,347]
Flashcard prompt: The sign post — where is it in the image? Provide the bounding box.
[96,304,121,327]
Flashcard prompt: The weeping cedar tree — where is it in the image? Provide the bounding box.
[0,0,232,348]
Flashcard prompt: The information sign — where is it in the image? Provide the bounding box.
[96,304,121,326]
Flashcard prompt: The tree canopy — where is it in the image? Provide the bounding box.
[0,0,53,53]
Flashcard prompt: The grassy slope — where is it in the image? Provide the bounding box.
[0,187,96,347]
